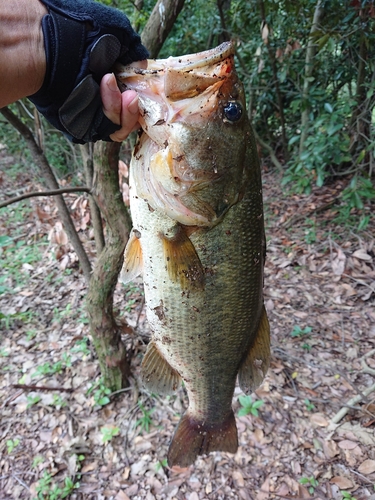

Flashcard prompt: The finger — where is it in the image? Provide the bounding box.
[109,90,140,142]
[100,73,122,125]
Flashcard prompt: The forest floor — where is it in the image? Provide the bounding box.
[1,146,375,500]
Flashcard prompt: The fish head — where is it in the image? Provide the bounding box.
[116,42,250,227]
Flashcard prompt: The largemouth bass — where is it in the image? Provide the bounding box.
[117,42,270,467]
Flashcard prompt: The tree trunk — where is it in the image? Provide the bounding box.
[86,141,132,390]
[217,0,231,43]
[141,0,186,57]
[0,106,92,284]
[348,6,374,173]
[299,0,324,155]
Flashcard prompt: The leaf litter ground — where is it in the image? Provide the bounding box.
[1,151,375,500]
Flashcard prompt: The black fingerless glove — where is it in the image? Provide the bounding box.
[28,0,148,144]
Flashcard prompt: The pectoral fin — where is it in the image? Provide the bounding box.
[160,225,205,290]
[120,229,143,284]
[141,341,181,395]
[238,305,270,394]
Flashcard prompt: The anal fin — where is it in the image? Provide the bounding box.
[120,229,143,284]
[160,224,204,290]
[141,342,180,395]
[167,410,238,467]
[238,305,270,394]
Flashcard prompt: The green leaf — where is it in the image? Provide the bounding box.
[238,394,252,407]
[288,135,301,146]
[0,236,13,247]
[238,407,251,417]
[324,102,333,113]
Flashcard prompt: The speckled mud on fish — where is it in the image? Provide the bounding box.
[116,41,270,468]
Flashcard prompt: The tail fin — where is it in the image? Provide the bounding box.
[167,411,238,467]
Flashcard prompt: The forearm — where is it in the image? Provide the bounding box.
[0,0,47,107]
[1,0,148,143]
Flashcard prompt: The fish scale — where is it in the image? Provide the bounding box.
[118,42,270,467]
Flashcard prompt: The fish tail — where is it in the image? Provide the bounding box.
[167,411,238,467]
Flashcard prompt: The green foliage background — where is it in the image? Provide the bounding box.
[1,0,374,227]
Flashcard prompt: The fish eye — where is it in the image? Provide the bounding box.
[223,101,243,122]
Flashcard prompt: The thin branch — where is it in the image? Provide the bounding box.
[282,199,339,229]
[12,475,30,492]
[0,106,92,283]
[80,144,105,254]
[343,274,375,296]
[361,349,375,376]
[0,187,91,209]
[252,127,284,173]
[330,382,375,425]
[11,384,74,393]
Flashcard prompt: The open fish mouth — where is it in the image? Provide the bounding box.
[116,41,234,77]
[116,42,236,118]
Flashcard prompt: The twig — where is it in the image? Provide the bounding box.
[330,382,375,425]
[282,199,339,229]
[252,127,284,173]
[0,106,92,283]
[208,477,228,496]
[0,187,91,209]
[1,390,24,408]
[361,349,375,375]
[109,386,133,397]
[335,368,370,404]
[343,273,375,296]
[12,475,30,492]
[349,467,375,484]
[11,384,74,393]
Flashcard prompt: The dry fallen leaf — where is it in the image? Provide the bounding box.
[232,470,245,488]
[330,476,354,489]
[332,247,346,275]
[358,459,375,475]
[257,476,270,500]
[352,249,372,261]
[338,423,375,446]
[81,461,98,474]
[322,439,339,459]
[310,413,329,427]
[338,440,359,450]
[115,491,131,500]
[188,493,199,500]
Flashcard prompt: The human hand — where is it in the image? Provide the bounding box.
[28,0,149,144]
[101,60,147,142]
